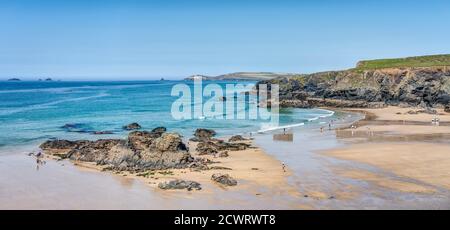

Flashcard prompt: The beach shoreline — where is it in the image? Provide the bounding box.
[1,106,450,209]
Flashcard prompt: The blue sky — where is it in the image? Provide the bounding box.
[1,0,449,80]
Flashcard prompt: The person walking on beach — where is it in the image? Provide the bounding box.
[283,128,286,134]
[282,162,286,172]
[320,127,324,133]
[328,123,331,130]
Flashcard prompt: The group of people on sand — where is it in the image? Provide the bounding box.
[320,119,336,133]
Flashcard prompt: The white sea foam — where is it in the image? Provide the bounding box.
[306,109,335,122]
[257,122,305,133]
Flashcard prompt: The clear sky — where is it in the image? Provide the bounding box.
[1,0,449,80]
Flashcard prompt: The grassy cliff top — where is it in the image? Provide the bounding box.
[355,54,450,70]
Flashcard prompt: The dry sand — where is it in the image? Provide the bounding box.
[66,139,299,196]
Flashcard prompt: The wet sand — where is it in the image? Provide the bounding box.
[321,106,450,208]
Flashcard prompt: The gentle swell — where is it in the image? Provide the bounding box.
[0,92,110,116]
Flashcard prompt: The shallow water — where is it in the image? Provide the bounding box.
[254,117,450,209]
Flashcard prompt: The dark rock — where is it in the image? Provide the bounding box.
[192,128,216,141]
[211,173,237,186]
[92,131,114,135]
[228,135,247,142]
[219,151,229,157]
[40,139,83,150]
[189,162,210,170]
[40,128,193,171]
[151,127,167,134]
[123,123,141,130]
[195,139,249,155]
[61,123,93,133]
[158,179,201,191]
[196,141,219,155]
[445,105,450,113]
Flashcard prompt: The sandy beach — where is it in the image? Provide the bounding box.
[0,136,302,210]
[1,106,450,209]
[322,107,450,205]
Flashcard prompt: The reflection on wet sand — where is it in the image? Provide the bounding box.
[273,133,294,142]
[335,130,450,144]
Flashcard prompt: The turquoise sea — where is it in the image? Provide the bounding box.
[0,80,336,152]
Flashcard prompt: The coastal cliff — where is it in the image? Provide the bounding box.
[258,55,450,109]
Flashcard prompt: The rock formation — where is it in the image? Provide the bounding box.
[122,123,141,130]
[258,67,450,109]
[190,128,216,141]
[195,138,250,155]
[228,135,247,142]
[211,173,237,186]
[40,127,193,171]
[158,180,202,191]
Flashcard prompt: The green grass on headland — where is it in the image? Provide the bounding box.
[354,54,450,70]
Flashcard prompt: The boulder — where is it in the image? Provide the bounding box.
[219,151,229,157]
[211,173,237,186]
[123,123,141,130]
[151,133,187,152]
[445,105,450,113]
[61,123,93,133]
[192,128,216,141]
[228,135,246,142]
[151,127,167,134]
[158,180,201,191]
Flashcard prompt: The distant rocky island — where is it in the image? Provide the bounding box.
[7,78,21,81]
[257,54,450,110]
[184,72,295,81]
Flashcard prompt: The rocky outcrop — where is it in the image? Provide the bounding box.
[219,151,229,157]
[258,67,450,108]
[158,180,202,191]
[151,127,167,134]
[228,135,247,142]
[196,139,250,155]
[211,173,237,186]
[122,123,141,130]
[190,128,216,141]
[445,105,450,113]
[40,127,193,171]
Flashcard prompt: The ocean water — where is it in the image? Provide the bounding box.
[0,80,336,152]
